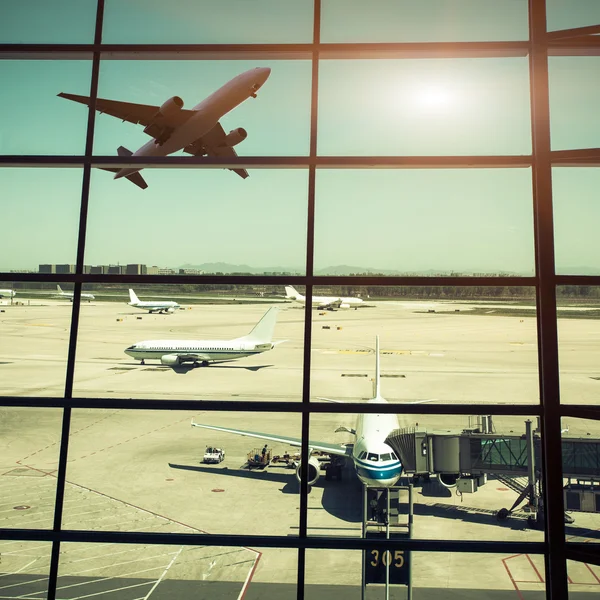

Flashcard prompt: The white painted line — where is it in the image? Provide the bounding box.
[66,580,155,600]
[0,560,38,578]
[62,552,177,577]
[0,576,48,592]
[142,547,182,599]
[237,548,262,600]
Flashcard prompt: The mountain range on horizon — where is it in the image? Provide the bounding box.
[178,262,540,276]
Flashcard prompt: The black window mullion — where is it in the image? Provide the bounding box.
[528,1,567,598]
[47,2,105,599]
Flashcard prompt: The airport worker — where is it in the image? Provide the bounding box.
[262,444,268,462]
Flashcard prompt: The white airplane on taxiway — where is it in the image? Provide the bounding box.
[59,67,272,189]
[127,289,180,314]
[125,306,281,367]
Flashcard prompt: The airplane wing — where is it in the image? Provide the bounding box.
[57,93,195,129]
[191,421,352,457]
[183,122,249,179]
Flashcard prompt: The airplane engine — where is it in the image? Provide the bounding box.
[295,455,321,486]
[224,127,248,147]
[166,307,175,313]
[158,96,184,118]
[438,473,459,488]
[160,354,181,366]
[339,303,351,309]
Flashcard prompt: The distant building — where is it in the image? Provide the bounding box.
[56,264,76,274]
[178,268,205,275]
[39,264,56,274]
[126,264,147,275]
[107,265,125,275]
[146,266,160,275]
[158,268,177,275]
[89,265,108,274]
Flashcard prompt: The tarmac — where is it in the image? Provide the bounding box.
[1,295,599,598]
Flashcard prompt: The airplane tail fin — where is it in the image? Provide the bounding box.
[57,284,63,294]
[128,289,140,304]
[99,147,148,190]
[239,307,279,344]
[285,285,300,299]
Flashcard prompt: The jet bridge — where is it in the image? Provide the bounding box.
[385,417,600,524]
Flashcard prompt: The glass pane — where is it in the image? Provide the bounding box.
[307,412,544,541]
[0,0,96,43]
[547,0,600,32]
[0,408,62,530]
[58,542,296,597]
[549,57,600,151]
[0,284,76,397]
[73,285,302,400]
[62,409,301,536]
[308,285,539,405]
[318,58,532,156]
[92,59,310,157]
[85,169,307,272]
[306,550,546,597]
[0,61,91,155]
[557,289,600,404]
[567,559,600,597]
[321,0,529,42]
[0,541,52,597]
[0,170,82,273]
[554,169,600,276]
[103,0,314,43]
[562,418,600,544]
[314,170,535,276]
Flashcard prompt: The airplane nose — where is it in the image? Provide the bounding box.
[260,67,271,82]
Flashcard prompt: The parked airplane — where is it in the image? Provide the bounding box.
[191,337,433,487]
[128,288,180,314]
[284,285,364,311]
[0,289,15,298]
[55,285,95,302]
[125,306,281,367]
[58,67,272,189]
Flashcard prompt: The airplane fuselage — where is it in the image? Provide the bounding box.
[116,68,271,180]
[128,301,180,314]
[125,339,273,363]
[350,404,402,487]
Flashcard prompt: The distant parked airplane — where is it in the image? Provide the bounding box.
[125,306,281,367]
[0,289,15,298]
[55,285,95,302]
[128,289,180,314]
[284,285,364,311]
[58,67,272,189]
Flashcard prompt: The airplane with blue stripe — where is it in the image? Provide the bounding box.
[191,336,432,488]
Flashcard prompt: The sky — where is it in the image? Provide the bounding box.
[0,1,599,275]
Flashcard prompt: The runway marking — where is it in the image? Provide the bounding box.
[142,547,182,599]
[0,560,38,579]
[65,580,155,600]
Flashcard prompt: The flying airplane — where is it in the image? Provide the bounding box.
[191,337,433,488]
[0,289,15,298]
[284,285,364,311]
[128,288,180,314]
[58,67,272,189]
[55,285,95,302]
[125,306,281,367]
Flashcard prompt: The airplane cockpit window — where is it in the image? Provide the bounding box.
[381,453,391,461]
[391,452,398,460]
[359,451,367,459]
[367,453,379,462]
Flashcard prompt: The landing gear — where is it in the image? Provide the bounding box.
[140,359,145,365]
[201,360,209,367]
